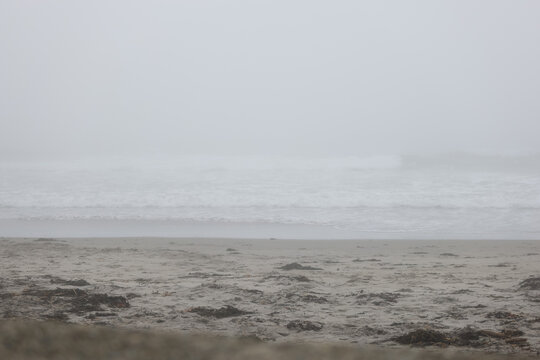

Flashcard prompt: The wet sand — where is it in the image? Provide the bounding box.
[1,237,539,357]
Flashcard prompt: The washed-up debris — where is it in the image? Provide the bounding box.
[181,272,230,279]
[242,289,263,295]
[42,312,69,321]
[125,293,141,299]
[499,329,524,337]
[487,311,523,320]
[279,263,322,271]
[461,304,487,309]
[433,296,458,304]
[187,305,251,319]
[397,288,413,293]
[518,277,540,290]
[49,278,90,287]
[70,294,129,313]
[264,274,311,282]
[450,289,473,294]
[23,288,87,297]
[393,328,451,346]
[353,258,381,262]
[393,326,528,348]
[505,337,528,345]
[301,294,328,303]
[357,292,400,305]
[205,283,223,289]
[487,263,511,268]
[22,288,130,314]
[86,312,118,320]
[284,293,328,304]
[0,293,15,300]
[361,325,387,336]
[440,253,459,257]
[286,320,323,332]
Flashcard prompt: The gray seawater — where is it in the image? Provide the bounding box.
[1,154,539,239]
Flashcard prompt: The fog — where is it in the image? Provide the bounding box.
[1,1,539,161]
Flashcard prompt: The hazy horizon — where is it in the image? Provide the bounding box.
[2,1,540,161]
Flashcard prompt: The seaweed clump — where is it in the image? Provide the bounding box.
[392,326,528,348]
[280,263,322,271]
[187,305,251,319]
[518,277,540,290]
[286,320,323,332]
[393,329,452,346]
[22,288,130,314]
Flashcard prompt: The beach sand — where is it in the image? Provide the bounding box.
[1,319,535,360]
[1,237,539,358]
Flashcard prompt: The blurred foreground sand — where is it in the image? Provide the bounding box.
[0,319,536,360]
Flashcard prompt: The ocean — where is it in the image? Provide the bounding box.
[1,154,539,239]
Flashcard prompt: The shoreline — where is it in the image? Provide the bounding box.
[2,219,539,240]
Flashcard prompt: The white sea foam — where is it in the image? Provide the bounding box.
[1,155,539,238]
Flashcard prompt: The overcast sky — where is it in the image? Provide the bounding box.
[1,1,539,161]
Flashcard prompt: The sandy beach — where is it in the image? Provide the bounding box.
[3,0,540,358]
[1,237,539,358]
